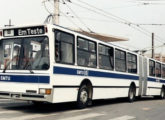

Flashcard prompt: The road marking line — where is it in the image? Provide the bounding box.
[63,108,91,114]
[0,108,90,120]
[0,110,21,114]
[58,113,105,120]
[1,113,57,120]
[109,115,136,120]
[142,107,151,111]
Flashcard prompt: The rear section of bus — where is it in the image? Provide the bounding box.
[0,25,53,102]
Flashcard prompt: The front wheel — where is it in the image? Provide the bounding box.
[32,101,45,106]
[128,85,136,103]
[77,85,89,109]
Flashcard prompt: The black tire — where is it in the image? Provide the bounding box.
[136,95,142,100]
[32,101,45,106]
[77,85,89,109]
[160,87,165,99]
[128,85,136,103]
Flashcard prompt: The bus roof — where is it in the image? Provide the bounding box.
[73,30,128,42]
[1,24,128,42]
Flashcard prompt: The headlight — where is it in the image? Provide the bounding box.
[39,88,52,95]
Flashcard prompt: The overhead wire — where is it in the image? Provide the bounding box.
[60,10,84,31]
[62,0,93,33]
[105,4,142,10]
[42,0,55,24]
[44,0,85,31]
[42,0,53,14]
[44,0,165,51]
[70,1,125,24]
[137,24,165,25]
[76,0,134,25]
[62,0,157,50]
[71,0,165,45]
[142,44,165,52]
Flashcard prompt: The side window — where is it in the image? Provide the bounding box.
[156,62,161,77]
[55,30,74,64]
[115,49,126,72]
[149,60,155,77]
[77,37,96,68]
[99,44,114,70]
[162,64,165,78]
[127,53,137,74]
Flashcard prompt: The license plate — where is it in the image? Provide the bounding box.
[11,94,20,98]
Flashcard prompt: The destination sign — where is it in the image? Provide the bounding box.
[3,26,45,37]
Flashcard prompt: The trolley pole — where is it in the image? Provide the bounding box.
[4,19,13,27]
[54,0,59,25]
[152,33,154,59]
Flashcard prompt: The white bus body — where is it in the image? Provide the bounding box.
[0,24,164,108]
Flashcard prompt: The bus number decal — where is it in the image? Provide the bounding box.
[0,76,11,81]
[77,70,88,76]
[156,79,160,83]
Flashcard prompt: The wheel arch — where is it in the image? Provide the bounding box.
[79,79,93,100]
[130,82,136,88]
[130,81,136,93]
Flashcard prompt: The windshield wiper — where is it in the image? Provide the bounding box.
[3,59,34,74]
[24,60,34,74]
[27,64,34,74]
[2,65,8,73]
[2,59,14,73]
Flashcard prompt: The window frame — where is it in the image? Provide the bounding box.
[98,43,114,70]
[115,49,127,72]
[54,29,75,65]
[77,36,97,68]
[149,59,155,77]
[127,52,137,74]
[162,64,165,78]
[155,62,161,78]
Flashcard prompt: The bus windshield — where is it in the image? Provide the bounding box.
[0,36,49,70]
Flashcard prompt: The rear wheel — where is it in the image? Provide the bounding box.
[128,85,136,102]
[160,87,165,99]
[77,85,89,109]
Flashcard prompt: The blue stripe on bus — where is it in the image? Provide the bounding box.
[0,75,50,83]
[89,71,138,80]
[148,77,165,83]
[160,80,165,83]
[148,77,155,82]
[53,66,139,80]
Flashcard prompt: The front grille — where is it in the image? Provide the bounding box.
[0,92,10,96]
[22,94,44,98]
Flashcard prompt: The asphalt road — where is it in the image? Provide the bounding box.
[0,97,164,120]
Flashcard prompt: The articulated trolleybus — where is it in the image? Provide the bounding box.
[0,24,164,108]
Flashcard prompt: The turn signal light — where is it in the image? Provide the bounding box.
[45,89,51,95]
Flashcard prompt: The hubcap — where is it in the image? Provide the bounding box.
[161,90,164,98]
[130,90,134,100]
[80,89,88,104]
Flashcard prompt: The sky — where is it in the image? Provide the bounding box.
[0,0,165,55]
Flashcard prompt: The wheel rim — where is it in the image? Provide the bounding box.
[129,89,134,100]
[161,90,164,98]
[80,89,88,104]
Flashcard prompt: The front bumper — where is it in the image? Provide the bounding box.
[0,91,50,102]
